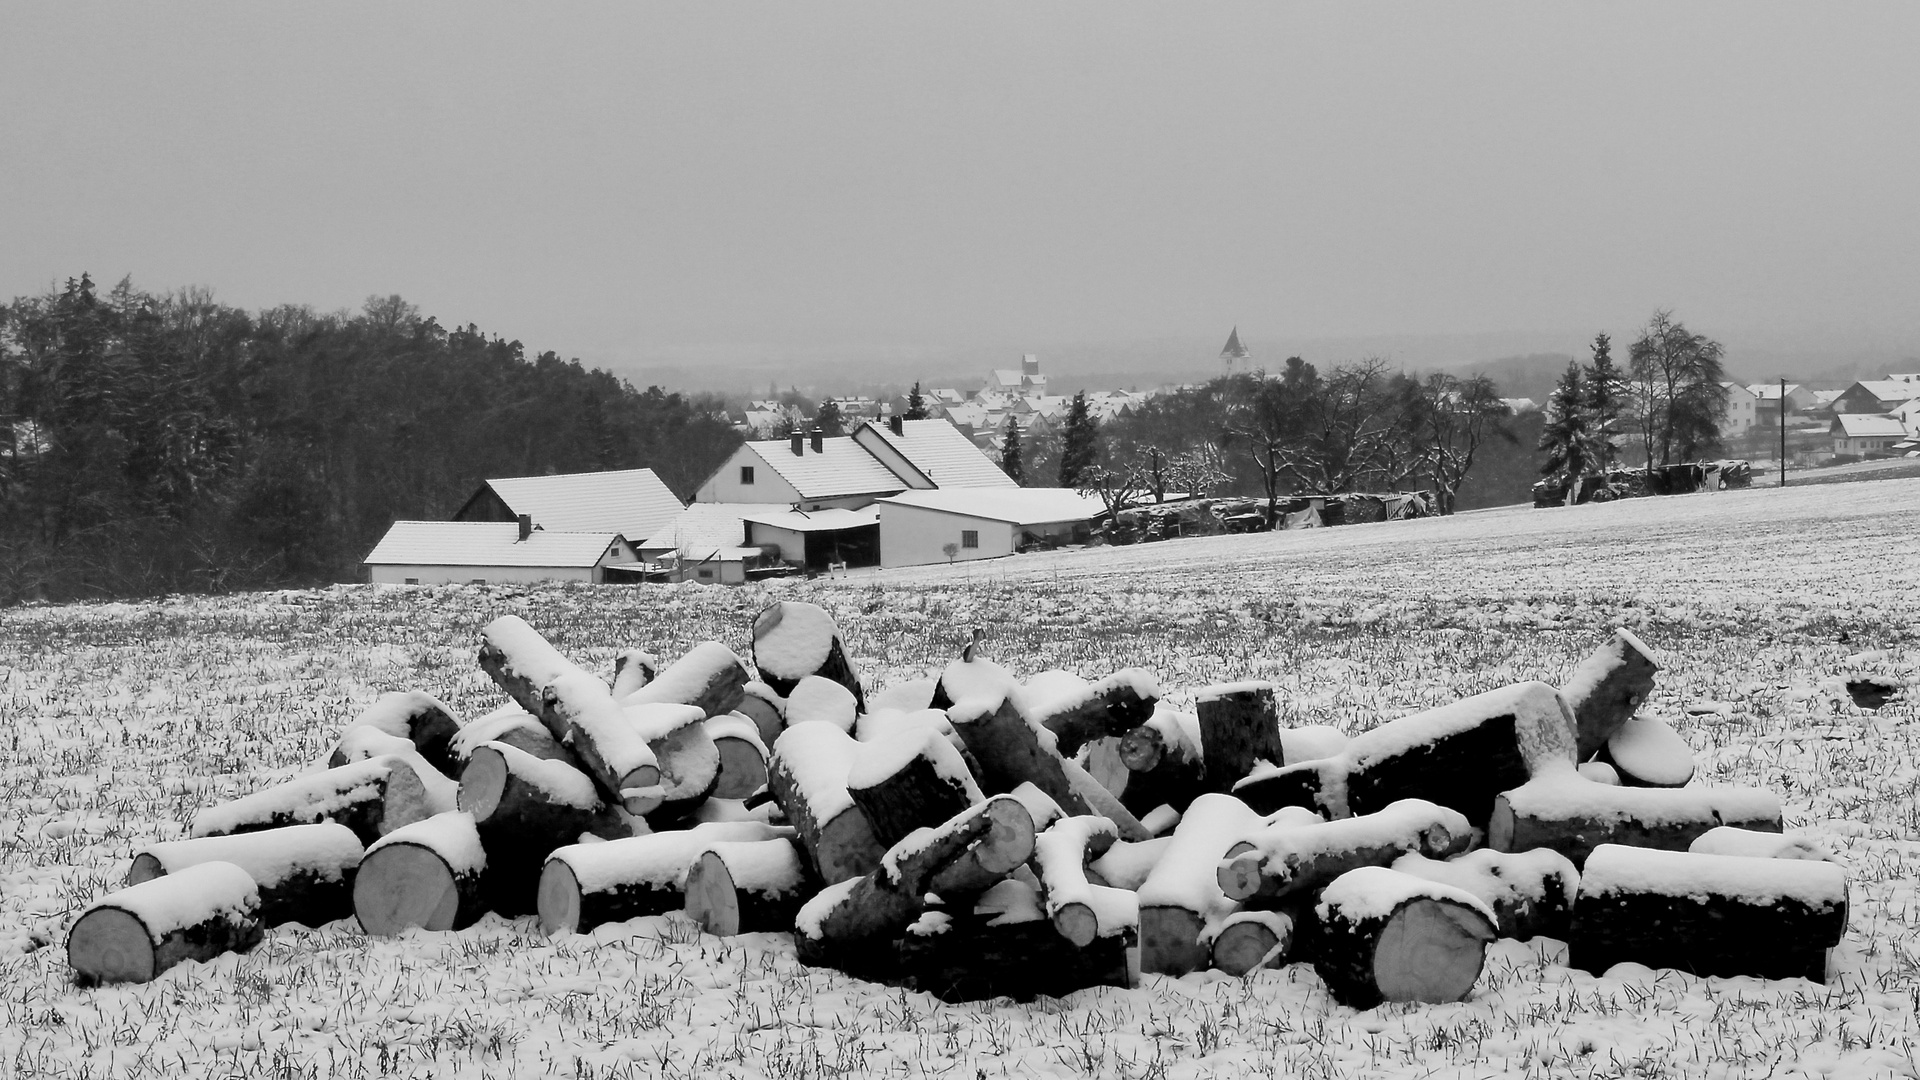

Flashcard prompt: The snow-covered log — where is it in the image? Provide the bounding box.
[1489,773,1782,868]
[893,901,1132,1003]
[751,600,866,711]
[448,704,574,765]
[1569,844,1848,982]
[327,691,463,779]
[704,713,770,800]
[127,823,362,929]
[1137,794,1291,976]
[1023,669,1161,759]
[1595,715,1695,788]
[1218,799,1471,903]
[946,694,1093,817]
[927,639,1018,714]
[1033,815,1129,946]
[683,838,811,936]
[735,681,788,749]
[621,641,750,718]
[794,795,1024,977]
[1689,826,1834,862]
[458,741,631,913]
[1233,681,1579,826]
[1207,909,1294,976]
[1089,835,1173,891]
[625,701,721,822]
[536,821,790,935]
[1390,848,1579,942]
[610,649,656,699]
[767,721,886,883]
[847,726,984,849]
[1559,628,1660,760]
[922,789,1041,900]
[477,616,664,815]
[1196,682,1287,793]
[784,676,858,733]
[1117,706,1207,816]
[1309,867,1497,1008]
[68,861,263,985]
[352,812,488,935]
[189,754,455,846]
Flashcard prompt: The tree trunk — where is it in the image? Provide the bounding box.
[1118,708,1207,816]
[1390,848,1579,943]
[68,862,263,985]
[893,909,1131,1003]
[458,741,633,914]
[1032,815,1122,946]
[1569,844,1847,982]
[448,704,576,766]
[1137,793,1272,977]
[189,754,455,847]
[751,600,866,712]
[1196,682,1287,793]
[535,822,790,935]
[327,690,464,780]
[1218,799,1469,903]
[921,794,1038,900]
[610,649,656,699]
[847,726,984,850]
[682,838,811,936]
[1027,669,1161,758]
[626,702,721,824]
[352,811,489,935]
[1490,774,1782,868]
[704,713,770,800]
[1208,910,1294,976]
[1559,629,1659,760]
[1309,867,1496,1008]
[735,681,788,750]
[946,695,1092,817]
[127,822,362,929]
[625,641,751,717]
[767,721,886,884]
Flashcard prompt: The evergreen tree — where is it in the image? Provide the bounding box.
[815,400,845,437]
[1583,331,1623,470]
[1000,416,1024,484]
[1537,361,1592,504]
[1058,391,1098,487]
[904,382,929,420]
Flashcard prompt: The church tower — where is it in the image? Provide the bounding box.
[1220,326,1251,376]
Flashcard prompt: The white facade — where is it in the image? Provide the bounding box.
[875,488,1103,568]
[371,563,600,586]
[698,446,805,505]
[879,503,1018,567]
[1719,383,1758,438]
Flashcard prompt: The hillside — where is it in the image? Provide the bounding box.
[2,479,1916,1078]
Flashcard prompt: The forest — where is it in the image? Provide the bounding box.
[0,275,742,603]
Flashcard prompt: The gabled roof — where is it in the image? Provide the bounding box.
[855,419,1018,490]
[740,436,910,500]
[640,502,767,553]
[1848,381,1920,405]
[1832,414,1908,438]
[877,488,1106,526]
[471,468,683,542]
[365,522,624,568]
[1747,383,1804,401]
[740,506,880,532]
[1220,326,1250,360]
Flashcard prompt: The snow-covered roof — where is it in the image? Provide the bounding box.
[1746,383,1808,402]
[742,436,911,500]
[1811,389,1843,405]
[944,403,990,428]
[1832,414,1908,438]
[877,488,1107,526]
[650,545,762,564]
[474,468,683,542]
[365,522,624,568]
[1501,397,1540,414]
[640,502,766,553]
[740,507,881,533]
[856,419,1018,489]
[1849,381,1920,405]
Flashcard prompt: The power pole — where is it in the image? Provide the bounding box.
[1778,377,1787,488]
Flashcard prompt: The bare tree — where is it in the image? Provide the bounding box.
[1629,310,1730,467]
[1413,373,1513,514]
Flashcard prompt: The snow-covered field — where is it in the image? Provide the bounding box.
[3,479,1919,1079]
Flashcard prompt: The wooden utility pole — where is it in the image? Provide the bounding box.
[1778,378,1787,488]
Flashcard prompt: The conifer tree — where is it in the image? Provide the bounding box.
[1058,391,1098,487]
[1538,361,1593,504]
[1584,332,1623,470]
[904,382,929,420]
[1000,416,1024,484]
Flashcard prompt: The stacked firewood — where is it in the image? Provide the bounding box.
[67,612,1849,1006]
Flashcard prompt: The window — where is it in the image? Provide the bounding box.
[404,578,420,585]
[740,466,755,485]
[961,530,979,549]
[697,568,714,580]
[470,578,487,585]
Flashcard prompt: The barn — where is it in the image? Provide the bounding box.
[363,520,639,584]
[452,467,684,544]
[875,488,1104,568]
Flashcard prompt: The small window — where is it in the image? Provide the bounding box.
[961,530,979,549]
[404,578,420,585]
[740,466,755,485]
[697,568,714,580]
[470,578,486,585]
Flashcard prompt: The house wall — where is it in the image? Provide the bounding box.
[1833,436,1899,457]
[878,505,1016,568]
[370,564,598,585]
[452,486,517,523]
[697,447,801,504]
[666,560,746,585]
[747,523,808,564]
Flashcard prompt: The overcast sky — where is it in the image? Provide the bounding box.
[4,3,1916,378]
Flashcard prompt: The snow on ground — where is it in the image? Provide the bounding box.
[2,480,1919,1078]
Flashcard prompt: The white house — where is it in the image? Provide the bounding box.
[875,488,1105,568]
[1831,414,1907,458]
[364,520,638,585]
[695,428,913,511]
[1719,382,1758,439]
[452,468,683,545]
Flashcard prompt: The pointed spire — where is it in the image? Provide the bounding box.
[1220,326,1250,360]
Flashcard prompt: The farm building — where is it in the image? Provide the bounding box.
[1830,414,1907,458]
[637,503,787,584]
[452,467,684,544]
[694,419,1015,511]
[1827,381,1920,417]
[363,520,639,584]
[876,488,1104,568]
[742,506,881,571]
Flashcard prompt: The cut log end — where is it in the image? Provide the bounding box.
[1371,900,1491,1004]
[535,860,582,936]
[354,843,463,935]
[977,796,1039,876]
[1053,902,1099,948]
[1212,917,1290,977]
[619,764,665,816]
[712,737,769,800]
[67,908,155,984]
[1217,849,1263,902]
[125,853,165,886]
[683,850,742,937]
[458,745,510,822]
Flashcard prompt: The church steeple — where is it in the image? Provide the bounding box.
[1220,326,1251,375]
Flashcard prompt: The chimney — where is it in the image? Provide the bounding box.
[810,427,824,453]
[790,431,805,456]
[516,514,532,542]
[888,414,904,435]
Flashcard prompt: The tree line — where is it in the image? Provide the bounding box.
[0,275,742,603]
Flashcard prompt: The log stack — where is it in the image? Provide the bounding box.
[65,620,1847,1012]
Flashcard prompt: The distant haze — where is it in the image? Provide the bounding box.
[5,4,1917,391]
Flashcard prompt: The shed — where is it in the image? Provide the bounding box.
[364,521,637,585]
[741,506,881,571]
[875,488,1104,568]
[452,468,683,545]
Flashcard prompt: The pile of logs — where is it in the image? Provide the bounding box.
[68,613,1848,1009]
